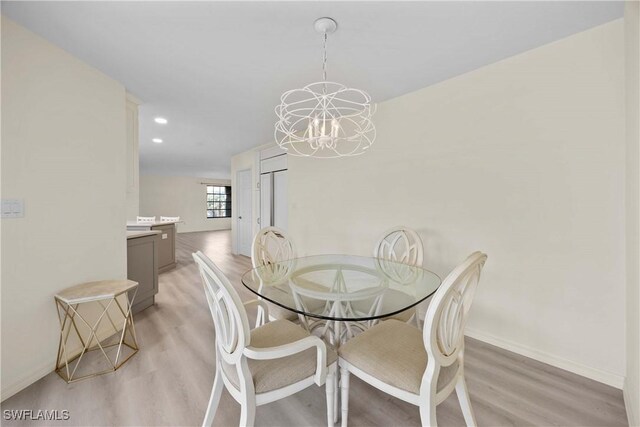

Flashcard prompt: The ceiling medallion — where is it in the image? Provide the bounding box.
[275,17,376,158]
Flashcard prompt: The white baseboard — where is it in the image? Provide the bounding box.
[465,328,624,389]
[1,326,123,402]
[624,377,639,427]
[1,360,54,402]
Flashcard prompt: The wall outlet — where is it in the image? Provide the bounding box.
[1,199,24,218]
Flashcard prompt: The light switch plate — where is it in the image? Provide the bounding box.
[1,199,24,218]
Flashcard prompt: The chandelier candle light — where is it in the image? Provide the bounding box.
[275,17,376,157]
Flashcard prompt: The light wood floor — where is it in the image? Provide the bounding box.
[2,230,628,426]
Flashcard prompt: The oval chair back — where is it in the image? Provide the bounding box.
[423,251,487,368]
[193,251,251,364]
[251,227,296,282]
[374,226,424,267]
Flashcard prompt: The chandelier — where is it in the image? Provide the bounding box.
[275,17,376,158]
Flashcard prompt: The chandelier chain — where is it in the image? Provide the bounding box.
[322,32,328,81]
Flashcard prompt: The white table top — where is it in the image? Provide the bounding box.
[241,254,441,321]
[55,280,138,304]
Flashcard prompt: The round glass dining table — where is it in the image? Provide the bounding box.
[241,255,441,344]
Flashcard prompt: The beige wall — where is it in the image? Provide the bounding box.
[288,20,626,387]
[625,1,640,425]
[140,175,231,233]
[125,96,140,221]
[1,17,127,399]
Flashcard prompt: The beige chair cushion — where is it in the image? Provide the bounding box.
[385,306,415,323]
[223,319,337,393]
[265,285,327,321]
[339,319,459,394]
[385,296,432,324]
[266,301,298,321]
[351,289,416,323]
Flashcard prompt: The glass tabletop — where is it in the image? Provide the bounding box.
[241,254,441,321]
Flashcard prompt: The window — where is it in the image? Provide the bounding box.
[207,186,232,218]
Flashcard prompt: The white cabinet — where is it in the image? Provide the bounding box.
[260,173,272,229]
[273,170,288,229]
[259,151,287,230]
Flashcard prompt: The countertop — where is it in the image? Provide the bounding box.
[126,220,181,227]
[127,230,162,239]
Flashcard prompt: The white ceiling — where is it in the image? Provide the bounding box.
[2,1,623,178]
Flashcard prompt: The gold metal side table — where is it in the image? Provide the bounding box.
[54,280,139,383]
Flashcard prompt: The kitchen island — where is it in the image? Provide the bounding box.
[126,220,178,273]
[127,230,160,314]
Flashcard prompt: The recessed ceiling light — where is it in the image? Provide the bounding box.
[152,138,163,143]
[154,117,168,124]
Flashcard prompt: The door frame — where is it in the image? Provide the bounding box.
[236,168,253,257]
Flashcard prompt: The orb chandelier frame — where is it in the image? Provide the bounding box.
[275,17,376,158]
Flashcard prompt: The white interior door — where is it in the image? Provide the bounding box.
[273,170,288,230]
[236,169,252,257]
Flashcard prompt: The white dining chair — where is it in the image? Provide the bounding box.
[160,216,180,222]
[373,226,425,326]
[193,251,337,427]
[374,226,424,266]
[251,227,298,325]
[338,251,488,427]
[136,216,156,223]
